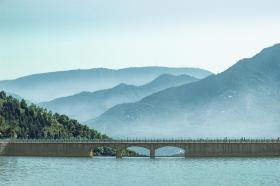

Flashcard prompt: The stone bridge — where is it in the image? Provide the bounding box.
[1,139,280,158]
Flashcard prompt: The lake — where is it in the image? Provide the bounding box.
[1,157,280,186]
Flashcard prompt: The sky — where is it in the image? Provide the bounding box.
[1,0,280,80]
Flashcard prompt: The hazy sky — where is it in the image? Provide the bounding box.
[1,0,280,80]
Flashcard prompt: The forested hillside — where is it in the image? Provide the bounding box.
[0,91,105,139]
[0,91,123,156]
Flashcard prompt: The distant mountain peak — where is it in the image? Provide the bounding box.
[114,83,130,88]
[40,73,199,122]
[0,67,211,102]
[89,43,280,138]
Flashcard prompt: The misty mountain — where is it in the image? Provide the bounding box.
[0,67,211,103]
[40,74,198,122]
[89,44,280,138]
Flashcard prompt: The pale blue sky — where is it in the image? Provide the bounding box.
[1,0,280,80]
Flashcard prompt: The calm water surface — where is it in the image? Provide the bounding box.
[0,157,280,186]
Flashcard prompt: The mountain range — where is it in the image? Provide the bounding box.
[0,67,212,103]
[88,44,280,138]
[40,74,199,121]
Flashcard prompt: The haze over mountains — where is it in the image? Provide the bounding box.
[89,44,280,138]
[40,74,198,121]
[0,67,211,103]
[2,44,279,139]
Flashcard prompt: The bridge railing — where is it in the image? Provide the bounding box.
[1,138,280,143]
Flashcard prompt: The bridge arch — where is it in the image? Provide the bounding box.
[125,145,150,157]
[125,144,151,150]
[154,145,187,157]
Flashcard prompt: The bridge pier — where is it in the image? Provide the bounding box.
[184,147,188,158]
[150,148,155,159]
[116,147,123,159]
[88,149,94,157]
[150,145,156,159]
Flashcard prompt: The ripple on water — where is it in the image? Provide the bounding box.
[0,157,280,186]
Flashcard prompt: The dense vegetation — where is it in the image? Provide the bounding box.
[0,91,135,156]
[0,91,105,139]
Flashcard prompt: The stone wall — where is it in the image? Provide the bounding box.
[1,141,280,158]
[1,142,93,157]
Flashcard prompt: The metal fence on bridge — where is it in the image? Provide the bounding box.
[1,138,280,143]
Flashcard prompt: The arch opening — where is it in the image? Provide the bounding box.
[155,146,186,157]
[126,146,150,157]
[92,146,115,157]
